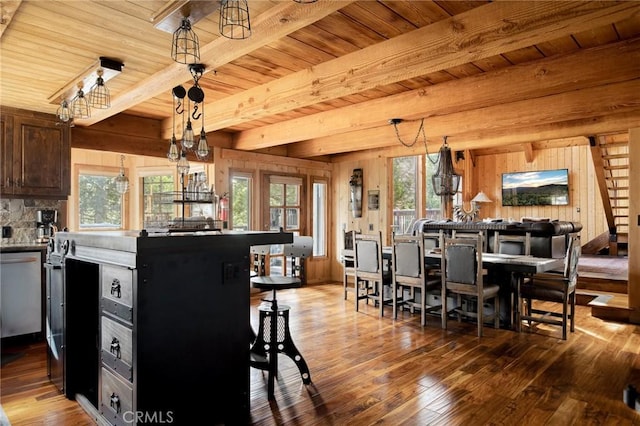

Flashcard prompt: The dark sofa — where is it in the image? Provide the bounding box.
[412,218,582,258]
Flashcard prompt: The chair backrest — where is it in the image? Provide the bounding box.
[354,232,384,277]
[392,234,424,280]
[452,230,487,252]
[423,229,443,251]
[284,235,313,259]
[493,231,531,256]
[442,234,483,289]
[564,234,581,284]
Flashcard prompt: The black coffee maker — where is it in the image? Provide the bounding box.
[36,209,58,243]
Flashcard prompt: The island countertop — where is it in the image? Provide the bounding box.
[54,229,293,267]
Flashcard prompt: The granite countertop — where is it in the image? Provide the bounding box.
[0,242,48,252]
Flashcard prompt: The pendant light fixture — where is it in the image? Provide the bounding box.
[70,82,90,119]
[432,136,461,196]
[220,0,251,40]
[114,155,130,194]
[88,68,110,109]
[172,16,200,64]
[177,150,190,175]
[56,99,72,124]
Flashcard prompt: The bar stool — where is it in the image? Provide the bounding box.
[249,236,313,400]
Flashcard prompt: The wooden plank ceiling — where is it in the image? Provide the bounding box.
[1,1,639,161]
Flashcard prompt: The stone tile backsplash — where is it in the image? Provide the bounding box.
[0,198,64,244]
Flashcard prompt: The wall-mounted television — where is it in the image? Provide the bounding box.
[502,169,569,206]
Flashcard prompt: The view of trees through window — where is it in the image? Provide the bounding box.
[231,174,251,231]
[78,173,122,229]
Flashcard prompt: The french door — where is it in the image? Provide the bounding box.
[262,174,305,276]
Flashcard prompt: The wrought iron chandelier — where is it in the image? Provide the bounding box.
[432,136,461,196]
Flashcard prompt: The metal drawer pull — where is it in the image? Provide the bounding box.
[110,337,121,358]
[110,279,121,298]
[110,393,121,413]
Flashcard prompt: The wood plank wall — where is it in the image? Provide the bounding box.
[331,144,610,282]
[473,144,608,237]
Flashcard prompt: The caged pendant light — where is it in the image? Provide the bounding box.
[172,17,200,64]
[114,155,130,194]
[220,0,251,40]
[56,99,72,124]
[70,82,90,119]
[88,68,110,109]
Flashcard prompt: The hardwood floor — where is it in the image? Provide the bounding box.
[2,282,640,425]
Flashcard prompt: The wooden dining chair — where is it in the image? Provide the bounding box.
[441,233,500,337]
[517,234,580,340]
[391,233,442,326]
[342,229,360,300]
[493,231,531,255]
[354,231,392,317]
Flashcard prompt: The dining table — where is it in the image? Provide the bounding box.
[342,247,564,329]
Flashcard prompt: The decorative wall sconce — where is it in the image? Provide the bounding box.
[453,191,492,222]
[114,155,130,194]
[349,168,363,218]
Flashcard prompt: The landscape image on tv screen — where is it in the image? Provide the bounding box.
[502,169,569,206]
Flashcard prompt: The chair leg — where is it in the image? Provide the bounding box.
[494,295,500,330]
[477,295,483,338]
[562,298,568,340]
[420,286,426,327]
[441,287,447,330]
[570,292,576,333]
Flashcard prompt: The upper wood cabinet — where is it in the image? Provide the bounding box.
[1,108,70,199]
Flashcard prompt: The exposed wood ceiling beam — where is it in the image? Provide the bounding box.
[232,36,640,150]
[76,0,354,126]
[318,109,637,162]
[182,1,639,140]
[288,80,640,158]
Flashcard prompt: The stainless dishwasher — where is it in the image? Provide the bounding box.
[0,251,42,338]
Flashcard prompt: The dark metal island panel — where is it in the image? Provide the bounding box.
[54,230,293,426]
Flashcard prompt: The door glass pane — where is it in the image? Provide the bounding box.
[270,183,284,205]
[270,207,283,230]
[312,181,326,256]
[393,156,417,234]
[143,174,175,228]
[286,208,299,230]
[231,174,251,231]
[286,185,299,205]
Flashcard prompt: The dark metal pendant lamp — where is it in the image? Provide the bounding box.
[70,82,90,119]
[432,136,461,196]
[89,68,110,109]
[172,17,200,64]
[220,0,251,40]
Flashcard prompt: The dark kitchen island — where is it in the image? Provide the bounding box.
[51,229,293,426]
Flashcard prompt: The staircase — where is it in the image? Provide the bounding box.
[588,135,629,256]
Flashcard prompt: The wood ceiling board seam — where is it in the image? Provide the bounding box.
[200,2,639,135]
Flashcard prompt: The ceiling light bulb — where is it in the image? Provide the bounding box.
[167,136,179,162]
[182,120,195,149]
[177,151,190,175]
[196,128,209,159]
